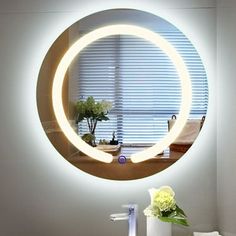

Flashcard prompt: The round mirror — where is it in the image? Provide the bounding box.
[37,9,208,180]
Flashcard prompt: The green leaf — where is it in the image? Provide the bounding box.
[76,113,85,123]
[158,216,189,226]
[175,205,187,217]
[158,207,189,227]
[101,116,110,121]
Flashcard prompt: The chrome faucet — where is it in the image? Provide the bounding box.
[110,204,138,236]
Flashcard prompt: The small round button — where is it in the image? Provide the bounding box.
[118,155,126,164]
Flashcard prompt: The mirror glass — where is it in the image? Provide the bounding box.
[37,9,208,180]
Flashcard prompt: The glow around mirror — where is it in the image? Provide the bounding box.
[52,24,192,163]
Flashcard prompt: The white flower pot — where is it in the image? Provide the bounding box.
[147,217,172,236]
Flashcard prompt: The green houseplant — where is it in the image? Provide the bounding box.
[75,96,112,146]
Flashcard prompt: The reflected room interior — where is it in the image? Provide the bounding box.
[37,9,208,180]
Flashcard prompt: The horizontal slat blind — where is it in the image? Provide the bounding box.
[69,31,208,144]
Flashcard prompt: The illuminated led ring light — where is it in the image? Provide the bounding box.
[52,24,192,164]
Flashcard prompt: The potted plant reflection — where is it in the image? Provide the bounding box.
[75,96,112,146]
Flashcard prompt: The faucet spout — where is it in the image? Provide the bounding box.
[110,213,129,221]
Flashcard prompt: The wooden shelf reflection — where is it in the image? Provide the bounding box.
[66,146,184,180]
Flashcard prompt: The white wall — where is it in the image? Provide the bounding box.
[217,1,236,236]
[0,0,216,235]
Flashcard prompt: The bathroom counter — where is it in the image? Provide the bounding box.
[66,147,184,180]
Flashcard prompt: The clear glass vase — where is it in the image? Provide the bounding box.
[147,217,172,236]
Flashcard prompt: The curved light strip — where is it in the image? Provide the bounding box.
[52,24,192,164]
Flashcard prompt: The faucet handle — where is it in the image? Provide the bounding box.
[122,204,138,214]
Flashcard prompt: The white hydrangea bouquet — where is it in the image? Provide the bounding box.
[144,186,189,226]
